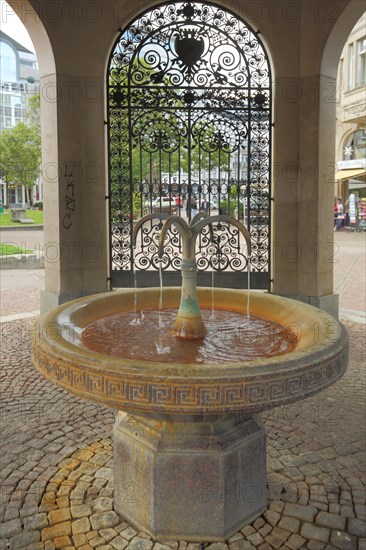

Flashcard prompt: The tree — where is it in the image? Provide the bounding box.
[0,94,41,205]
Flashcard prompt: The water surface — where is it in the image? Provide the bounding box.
[81,309,297,364]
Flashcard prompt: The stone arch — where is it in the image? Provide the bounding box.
[321,1,366,78]
[107,1,273,289]
[6,0,56,76]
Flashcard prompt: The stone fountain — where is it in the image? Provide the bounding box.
[32,214,348,542]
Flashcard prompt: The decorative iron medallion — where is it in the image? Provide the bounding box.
[107,1,272,288]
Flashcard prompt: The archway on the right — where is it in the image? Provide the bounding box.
[334,12,366,230]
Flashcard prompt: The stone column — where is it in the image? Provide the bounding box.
[40,73,108,312]
[272,74,339,318]
[21,185,26,207]
[297,74,339,318]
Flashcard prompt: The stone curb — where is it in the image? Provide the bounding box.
[0,225,44,231]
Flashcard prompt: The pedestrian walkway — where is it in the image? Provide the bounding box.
[0,233,365,549]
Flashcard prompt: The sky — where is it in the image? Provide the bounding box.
[0,0,35,52]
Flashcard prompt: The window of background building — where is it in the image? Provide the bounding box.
[0,41,17,83]
[348,43,354,90]
[338,58,344,99]
[357,37,366,85]
[343,129,366,160]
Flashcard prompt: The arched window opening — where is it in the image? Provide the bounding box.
[343,130,366,160]
[107,1,272,288]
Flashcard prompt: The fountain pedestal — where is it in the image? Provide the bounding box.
[113,412,267,541]
[32,287,348,542]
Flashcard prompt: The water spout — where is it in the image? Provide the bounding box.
[133,213,251,340]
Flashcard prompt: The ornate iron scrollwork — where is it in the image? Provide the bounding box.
[107,1,272,288]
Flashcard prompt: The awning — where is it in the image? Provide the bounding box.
[349,182,366,189]
[334,169,366,180]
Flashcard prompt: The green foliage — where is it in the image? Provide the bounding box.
[0,93,41,191]
[219,198,244,218]
[0,122,41,188]
[27,93,41,131]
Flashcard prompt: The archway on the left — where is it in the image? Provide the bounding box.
[0,1,55,316]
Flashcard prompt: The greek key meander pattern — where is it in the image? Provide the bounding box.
[32,342,347,413]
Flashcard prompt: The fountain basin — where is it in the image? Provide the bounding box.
[32,287,348,415]
[31,288,348,541]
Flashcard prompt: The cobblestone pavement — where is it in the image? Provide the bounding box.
[0,232,365,549]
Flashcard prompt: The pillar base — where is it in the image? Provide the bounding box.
[113,412,267,541]
[274,292,339,319]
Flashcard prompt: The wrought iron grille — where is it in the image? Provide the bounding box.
[107,1,272,288]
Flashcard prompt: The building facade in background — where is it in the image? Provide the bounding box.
[335,12,366,229]
[0,30,40,207]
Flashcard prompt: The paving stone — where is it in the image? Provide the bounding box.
[341,505,355,518]
[246,532,264,546]
[9,530,40,549]
[263,510,280,527]
[126,538,154,550]
[48,507,71,524]
[70,504,92,518]
[264,532,288,549]
[300,522,330,543]
[329,531,357,550]
[227,533,244,543]
[137,532,153,542]
[300,464,322,476]
[329,504,341,514]
[23,512,49,530]
[268,501,284,514]
[41,521,72,541]
[72,516,91,534]
[285,533,306,550]
[283,503,317,522]
[279,456,306,468]
[252,518,265,530]
[90,511,120,530]
[89,535,106,547]
[160,542,177,549]
[92,497,114,513]
[53,535,73,549]
[120,527,138,541]
[258,524,272,537]
[72,450,94,462]
[100,528,118,542]
[110,537,129,549]
[228,543,255,550]
[73,533,89,546]
[86,530,99,540]
[347,517,366,536]
[316,511,346,530]
[0,518,22,538]
[94,467,113,480]
[277,516,300,533]
[307,541,325,550]
[204,546,229,550]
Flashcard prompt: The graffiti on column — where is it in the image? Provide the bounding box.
[62,164,76,229]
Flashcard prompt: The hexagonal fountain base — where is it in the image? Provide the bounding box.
[113,412,267,541]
